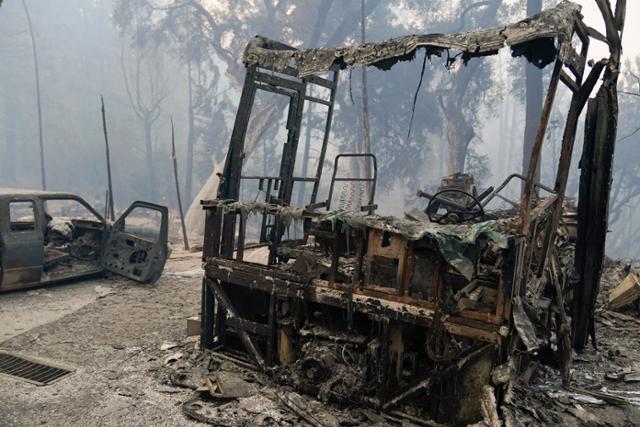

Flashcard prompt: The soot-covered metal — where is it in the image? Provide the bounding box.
[198,1,624,424]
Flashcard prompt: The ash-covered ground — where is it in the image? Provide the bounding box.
[0,249,205,426]
[1,248,639,427]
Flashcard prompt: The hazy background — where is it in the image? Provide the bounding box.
[0,0,638,258]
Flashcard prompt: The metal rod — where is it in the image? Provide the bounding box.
[360,0,372,190]
[304,95,332,106]
[201,207,222,350]
[310,69,339,203]
[518,59,562,232]
[100,95,115,221]
[104,189,109,219]
[170,117,190,250]
[21,0,46,190]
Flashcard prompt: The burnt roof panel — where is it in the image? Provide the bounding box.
[243,1,581,76]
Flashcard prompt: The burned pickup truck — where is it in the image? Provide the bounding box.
[198,2,620,424]
[0,188,168,292]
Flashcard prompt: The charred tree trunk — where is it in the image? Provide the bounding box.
[119,2,169,206]
[101,95,116,221]
[522,0,543,189]
[438,1,500,175]
[171,117,190,250]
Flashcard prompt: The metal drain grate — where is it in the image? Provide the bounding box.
[0,351,74,385]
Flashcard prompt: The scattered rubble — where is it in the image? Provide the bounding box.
[162,251,640,426]
[162,342,424,426]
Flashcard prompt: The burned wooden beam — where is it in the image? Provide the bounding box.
[573,0,625,351]
[201,206,222,350]
[538,59,607,274]
[573,85,619,350]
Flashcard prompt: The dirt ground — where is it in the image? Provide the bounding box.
[0,280,103,342]
[0,248,207,427]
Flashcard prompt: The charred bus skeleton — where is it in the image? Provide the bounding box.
[199,2,619,423]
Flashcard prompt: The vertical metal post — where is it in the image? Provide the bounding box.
[310,69,339,204]
[101,95,115,221]
[201,206,222,350]
[170,117,190,250]
[219,66,258,258]
[22,0,46,190]
[518,59,562,232]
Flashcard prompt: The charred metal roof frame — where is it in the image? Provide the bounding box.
[243,1,582,76]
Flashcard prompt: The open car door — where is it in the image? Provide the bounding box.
[102,201,169,283]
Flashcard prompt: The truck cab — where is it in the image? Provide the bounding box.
[0,188,169,292]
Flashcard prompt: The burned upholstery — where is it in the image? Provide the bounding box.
[213,200,510,280]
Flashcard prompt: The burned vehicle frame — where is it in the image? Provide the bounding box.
[0,188,169,292]
[199,2,620,424]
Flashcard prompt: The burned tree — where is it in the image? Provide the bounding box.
[119,41,172,202]
[437,0,502,175]
[115,1,174,202]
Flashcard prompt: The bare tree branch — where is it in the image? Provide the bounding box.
[120,40,144,120]
[617,126,640,143]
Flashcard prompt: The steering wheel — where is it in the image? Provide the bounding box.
[425,189,485,224]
